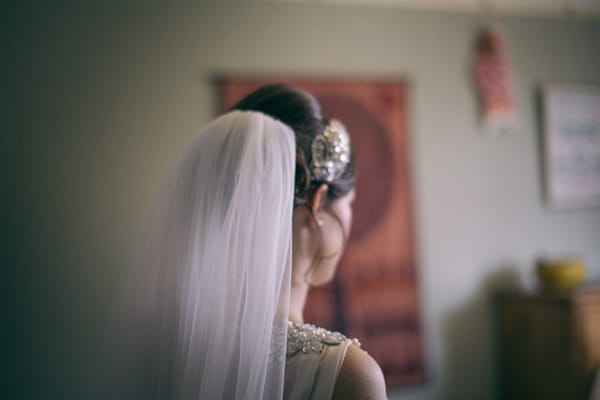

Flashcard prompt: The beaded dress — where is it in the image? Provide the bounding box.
[284,322,361,400]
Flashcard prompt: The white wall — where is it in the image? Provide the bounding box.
[3,2,600,399]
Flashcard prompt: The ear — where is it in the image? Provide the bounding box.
[310,184,329,217]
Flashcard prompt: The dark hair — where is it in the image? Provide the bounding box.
[230,83,357,270]
[230,83,356,210]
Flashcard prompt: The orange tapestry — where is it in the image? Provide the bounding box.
[220,78,425,388]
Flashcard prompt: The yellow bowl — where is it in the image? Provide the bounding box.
[536,257,586,289]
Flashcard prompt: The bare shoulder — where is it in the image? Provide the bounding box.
[332,344,387,400]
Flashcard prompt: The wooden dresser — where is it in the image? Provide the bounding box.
[495,285,600,399]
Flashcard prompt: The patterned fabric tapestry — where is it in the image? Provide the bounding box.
[220,78,425,387]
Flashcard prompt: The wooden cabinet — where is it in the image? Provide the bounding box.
[495,286,600,399]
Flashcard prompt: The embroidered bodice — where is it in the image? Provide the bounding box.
[287,322,361,357]
[284,322,360,399]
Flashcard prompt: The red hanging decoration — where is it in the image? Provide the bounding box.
[474,27,518,135]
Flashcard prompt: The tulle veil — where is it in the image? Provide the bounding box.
[101,110,295,399]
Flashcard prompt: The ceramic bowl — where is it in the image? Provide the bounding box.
[536,257,586,290]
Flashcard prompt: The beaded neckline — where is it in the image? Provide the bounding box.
[286,321,361,357]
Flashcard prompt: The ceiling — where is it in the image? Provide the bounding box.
[264,0,600,17]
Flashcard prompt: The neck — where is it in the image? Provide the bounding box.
[288,279,309,325]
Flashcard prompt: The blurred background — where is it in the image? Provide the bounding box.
[3,1,600,399]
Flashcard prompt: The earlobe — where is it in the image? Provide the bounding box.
[294,205,319,231]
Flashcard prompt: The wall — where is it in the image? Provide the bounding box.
[3,2,600,399]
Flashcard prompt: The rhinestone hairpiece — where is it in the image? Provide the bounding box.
[310,119,351,182]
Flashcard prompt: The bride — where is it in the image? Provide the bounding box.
[104,84,386,399]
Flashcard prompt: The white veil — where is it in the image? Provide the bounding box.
[103,111,295,399]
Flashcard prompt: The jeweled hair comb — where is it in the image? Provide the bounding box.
[310,119,351,182]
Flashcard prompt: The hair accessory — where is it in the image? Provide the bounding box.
[310,119,351,182]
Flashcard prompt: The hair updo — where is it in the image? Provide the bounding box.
[230,83,357,211]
